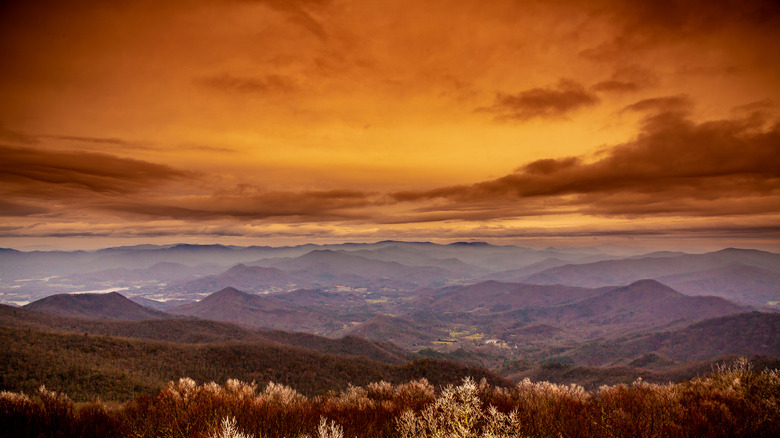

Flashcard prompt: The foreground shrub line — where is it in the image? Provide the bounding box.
[1,358,778,437]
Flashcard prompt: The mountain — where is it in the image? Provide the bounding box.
[0,302,269,343]
[1,301,412,364]
[129,296,194,311]
[65,261,218,285]
[346,314,446,348]
[484,258,570,282]
[156,263,301,296]
[0,324,510,401]
[0,243,317,285]
[269,288,379,321]
[561,312,780,366]
[0,302,413,364]
[657,263,780,308]
[639,312,780,361]
[270,249,455,289]
[23,292,169,320]
[523,248,780,288]
[422,281,603,313]
[538,280,746,330]
[257,331,414,365]
[4,261,227,303]
[371,241,616,271]
[390,280,746,352]
[342,244,487,276]
[0,241,640,305]
[169,287,338,333]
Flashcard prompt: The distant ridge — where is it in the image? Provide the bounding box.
[523,248,780,288]
[24,292,169,320]
[485,258,569,282]
[170,287,335,332]
[593,279,683,303]
[657,263,780,308]
[564,312,780,366]
[0,302,413,364]
[424,280,602,313]
[552,279,745,325]
[146,263,300,296]
[270,249,454,288]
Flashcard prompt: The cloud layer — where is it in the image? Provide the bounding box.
[485,80,600,121]
[393,103,780,218]
[0,145,191,198]
[1,0,779,247]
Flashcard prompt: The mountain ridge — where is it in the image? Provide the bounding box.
[23,291,169,320]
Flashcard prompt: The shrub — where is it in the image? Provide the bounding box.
[1,357,778,438]
[210,416,254,438]
[396,377,524,438]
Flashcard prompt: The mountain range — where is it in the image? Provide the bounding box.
[1,241,778,399]
[523,248,780,308]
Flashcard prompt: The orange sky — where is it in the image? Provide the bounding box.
[1,0,779,250]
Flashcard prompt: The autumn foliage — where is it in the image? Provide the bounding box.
[1,358,778,438]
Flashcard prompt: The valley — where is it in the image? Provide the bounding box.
[1,241,778,401]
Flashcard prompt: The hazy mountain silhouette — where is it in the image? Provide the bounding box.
[535,280,746,329]
[524,248,780,288]
[24,292,168,320]
[422,281,603,313]
[269,249,455,288]
[343,244,487,275]
[65,261,219,285]
[170,287,337,333]
[154,263,301,296]
[657,263,780,308]
[484,258,570,282]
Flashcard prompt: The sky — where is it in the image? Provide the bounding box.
[1,0,779,251]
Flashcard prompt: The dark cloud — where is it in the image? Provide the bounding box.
[238,0,329,40]
[0,199,49,217]
[0,142,378,223]
[731,100,777,124]
[733,99,775,114]
[400,223,780,240]
[179,144,240,154]
[199,73,298,94]
[484,79,599,121]
[622,95,691,114]
[614,0,780,34]
[0,144,380,223]
[592,65,659,93]
[581,0,780,60]
[0,125,37,144]
[577,192,780,218]
[94,189,379,222]
[393,102,780,219]
[0,145,192,198]
[519,157,581,175]
[46,135,137,146]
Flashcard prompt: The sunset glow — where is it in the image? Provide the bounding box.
[2,0,779,250]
